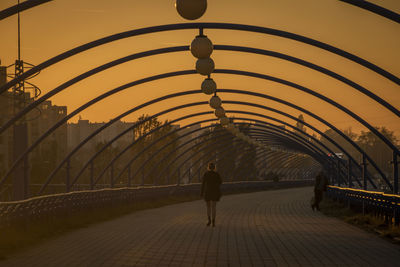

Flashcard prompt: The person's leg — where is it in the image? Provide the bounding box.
[211,201,217,227]
[315,190,323,210]
[312,190,317,210]
[206,201,211,226]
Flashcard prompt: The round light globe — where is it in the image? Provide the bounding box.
[220,116,229,126]
[201,78,216,95]
[214,107,225,118]
[196,58,215,76]
[175,0,207,20]
[190,35,213,58]
[209,95,221,109]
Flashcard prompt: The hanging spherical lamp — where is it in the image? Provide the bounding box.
[209,95,221,109]
[175,0,207,20]
[214,107,225,118]
[220,116,229,126]
[196,58,214,76]
[190,35,213,59]
[201,78,216,95]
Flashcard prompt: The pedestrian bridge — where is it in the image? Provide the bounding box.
[2,187,400,266]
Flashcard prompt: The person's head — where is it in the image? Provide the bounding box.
[208,162,215,171]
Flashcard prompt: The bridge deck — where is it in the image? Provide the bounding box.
[2,187,400,266]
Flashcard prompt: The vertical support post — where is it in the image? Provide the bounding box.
[127,165,131,187]
[65,158,70,193]
[177,167,180,185]
[362,154,368,190]
[347,158,352,188]
[110,163,114,188]
[337,159,341,187]
[89,161,94,190]
[393,151,398,194]
[392,151,399,226]
[361,154,368,215]
[198,167,201,182]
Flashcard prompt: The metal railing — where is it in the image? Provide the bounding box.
[0,180,312,229]
[326,185,400,225]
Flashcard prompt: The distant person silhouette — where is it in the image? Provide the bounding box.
[201,162,222,227]
[312,170,329,211]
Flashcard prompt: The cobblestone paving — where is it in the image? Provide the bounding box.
[2,187,400,266]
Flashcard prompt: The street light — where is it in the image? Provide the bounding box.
[209,95,221,109]
[190,35,213,58]
[215,107,225,118]
[196,58,214,75]
[201,77,216,95]
[175,0,207,20]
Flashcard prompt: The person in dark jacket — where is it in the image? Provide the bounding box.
[312,171,329,211]
[201,162,222,227]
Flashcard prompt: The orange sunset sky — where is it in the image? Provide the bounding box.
[0,0,399,138]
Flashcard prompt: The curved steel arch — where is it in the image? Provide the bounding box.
[39,99,339,193]
[1,22,397,96]
[107,110,346,188]
[164,132,300,185]
[214,70,399,153]
[148,123,331,186]
[168,128,322,186]
[4,65,393,179]
[186,141,315,185]
[339,0,400,23]
[0,0,53,21]
[2,87,384,192]
[2,43,398,136]
[111,115,330,187]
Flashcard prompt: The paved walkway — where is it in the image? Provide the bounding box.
[2,187,400,266]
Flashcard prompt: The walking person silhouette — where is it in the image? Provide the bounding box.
[201,162,222,227]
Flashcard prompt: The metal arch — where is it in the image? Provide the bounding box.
[244,150,307,181]
[2,88,384,191]
[1,22,398,96]
[2,43,398,136]
[216,70,399,154]
[221,94,389,188]
[0,0,53,21]
[251,133,347,184]
[119,116,332,187]
[166,132,296,185]
[113,113,333,186]
[122,117,327,183]
[37,99,341,193]
[339,0,400,23]
[3,61,392,181]
[158,132,235,185]
[223,108,367,186]
[187,145,285,183]
[151,124,329,186]
[29,89,352,190]
[224,145,321,182]
[146,124,327,186]
[240,130,347,184]
[183,136,319,185]
[213,45,399,117]
[234,155,320,182]
[71,110,212,189]
[211,149,320,184]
